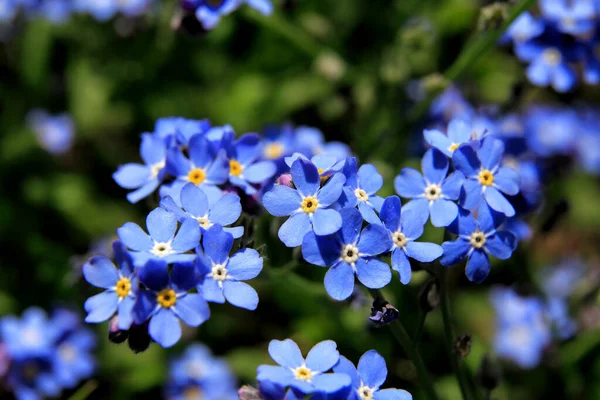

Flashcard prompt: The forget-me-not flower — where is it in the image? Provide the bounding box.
[516,40,577,92]
[27,109,74,155]
[338,158,385,224]
[424,119,477,157]
[194,0,240,30]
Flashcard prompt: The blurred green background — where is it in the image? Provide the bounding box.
[1,0,600,399]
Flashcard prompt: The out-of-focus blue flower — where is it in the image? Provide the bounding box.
[501,217,532,242]
[539,0,595,37]
[83,241,137,330]
[194,0,240,30]
[424,119,477,157]
[574,109,600,174]
[429,86,474,122]
[395,148,465,227]
[154,116,212,147]
[581,34,600,85]
[503,11,544,43]
[117,208,200,267]
[257,339,351,395]
[35,0,72,23]
[333,350,412,400]
[263,158,346,247]
[197,225,263,310]
[379,196,443,284]
[160,182,244,239]
[113,133,167,203]
[165,343,238,399]
[261,123,296,163]
[0,0,19,21]
[0,308,58,360]
[244,0,272,15]
[546,297,577,339]
[540,259,585,299]
[27,109,74,155]
[133,260,210,348]
[516,39,577,92]
[441,203,517,283]
[523,106,578,157]
[453,137,520,217]
[302,208,392,301]
[338,158,384,224]
[73,0,150,21]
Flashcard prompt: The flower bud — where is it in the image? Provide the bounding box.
[369,297,399,326]
[107,316,128,344]
[478,3,508,31]
[277,174,293,188]
[419,278,440,313]
[127,323,151,354]
[238,385,263,400]
[453,334,472,360]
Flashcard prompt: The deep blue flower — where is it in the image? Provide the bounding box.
[263,158,346,247]
[161,182,244,239]
[539,0,595,37]
[338,158,384,224]
[197,225,263,310]
[133,260,210,348]
[333,350,412,400]
[302,207,392,301]
[395,148,465,227]
[424,119,477,157]
[257,339,351,395]
[453,137,520,217]
[113,133,167,203]
[581,35,600,85]
[441,203,517,283]
[117,207,200,267]
[83,241,137,330]
[379,196,443,284]
[503,11,544,44]
[515,40,577,92]
[27,109,74,155]
[194,0,240,30]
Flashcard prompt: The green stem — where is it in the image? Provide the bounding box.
[67,380,98,400]
[369,289,440,400]
[413,310,427,345]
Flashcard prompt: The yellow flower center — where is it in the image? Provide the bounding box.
[469,230,486,249]
[115,277,132,298]
[157,288,177,308]
[542,47,561,66]
[188,168,206,185]
[341,244,360,264]
[317,168,324,174]
[301,196,319,213]
[211,264,228,282]
[229,159,243,177]
[393,232,407,249]
[424,183,442,201]
[151,241,173,257]
[293,365,315,382]
[448,143,460,153]
[357,385,374,400]
[478,170,494,186]
[264,142,285,159]
[354,188,369,202]
[196,216,211,229]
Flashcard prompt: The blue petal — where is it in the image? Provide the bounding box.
[279,213,311,248]
[394,168,425,198]
[339,208,363,245]
[338,186,358,208]
[196,6,222,29]
[257,365,295,386]
[264,185,302,217]
[140,133,166,165]
[357,225,392,256]
[245,161,277,183]
[312,153,338,171]
[224,226,244,239]
[357,350,387,389]
[452,145,481,178]
[170,262,198,292]
[448,119,472,143]
[441,171,465,200]
[306,340,340,372]
[459,179,483,210]
[113,164,149,189]
[84,292,118,323]
[430,199,459,228]
[117,222,152,251]
[159,195,187,221]
[392,249,412,285]
[180,182,209,218]
[358,164,383,194]
[116,297,135,330]
[234,133,261,164]
[485,231,516,260]
[223,281,259,310]
[147,208,178,242]
[291,158,320,197]
[246,0,273,15]
[526,58,551,86]
[200,279,225,303]
[465,250,490,283]
[374,389,413,400]
[126,179,160,204]
[324,263,355,301]
[424,129,453,157]
[302,232,340,267]
[163,253,197,264]
[440,239,471,266]
[494,167,520,195]
[401,199,429,230]
[484,187,515,217]
[206,151,230,185]
[405,242,443,263]
[477,202,504,234]
[174,294,210,326]
[477,137,504,170]
[132,291,156,324]
[312,373,352,394]
[171,218,201,252]
[139,259,170,291]
[422,148,449,184]
[317,173,346,207]
[358,202,382,225]
[355,258,391,289]
[203,225,233,264]
[149,308,181,348]
[312,209,343,236]
[82,256,118,289]
[380,196,401,233]
[227,248,263,280]
[188,135,212,168]
[268,339,305,369]
[342,157,359,189]
[333,356,360,389]
[553,63,576,93]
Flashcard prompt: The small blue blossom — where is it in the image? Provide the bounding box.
[244,0,272,15]
[441,203,517,283]
[197,225,263,310]
[160,182,244,239]
[117,207,201,267]
[503,11,544,43]
[133,260,210,348]
[285,152,345,181]
[516,40,578,92]
[453,137,520,217]
[523,106,578,157]
[395,148,465,227]
[257,339,351,395]
[338,158,385,224]
[113,133,167,204]
[82,241,138,330]
[153,116,212,147]
[539,0,596,37]
[333,350,412,400]
[429,86,475,122]
[194,0,240,30]
[0,308,58,360]
[50,319,95,390]
[302,207,392,301]
[263,158,346,248]
[424,119,477,157]
[27,109,74,155]
[379,196,443,285]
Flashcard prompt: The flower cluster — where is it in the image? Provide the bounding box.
[257,338,412,400]
[27,109,74,155]
[503,0,600,92]
[0,308,95,399]
[165,343,238,399]
[179,0,273,30]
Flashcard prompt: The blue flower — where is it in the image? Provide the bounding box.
[539,0,595,37]
[379,196,443,284]
[263,158,346,247]
[441,204,517,283]
[0,0,19,21]
[133,260,210,348]
[117,207,201,267]
[503,11,544,43]
[546,297,577,339]
[82,241,138,330]
[523,106,578,157]
[153,116,212,147]
[197,225,263,310]
[51,324,96,390]
[244,0,272,15]
[113,133,167,203]
[516,40,577,92]
[453,137,520,217]
[27,109,74,155]
[429,86,474,122]
[257,339,351,395]
[194,0,240,30]
[160,182,244,239]
[160,134,228,203]
[285,152,345,181]
[0,308,58,360]
[338,158,384,224]
[302,208,392,301]
[424,119,478,157]
[333,350,412,400]
[394,148,464,227]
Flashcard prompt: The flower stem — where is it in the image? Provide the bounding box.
[413,310,427,345]
[67,380,98,400]
[369,289,440,400]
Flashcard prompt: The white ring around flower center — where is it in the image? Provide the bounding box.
[211,264,228,282]
[424,183,442,201]
[542,47,562,66]
[292,365,315,382]
[341,244,360,264]
[357,385,374,400]
[150,161,165,179]
[393,231,407,249]
[354,188,369,203]
[151,241,174,257]
[196,216,211,229]
[469,230,486,249]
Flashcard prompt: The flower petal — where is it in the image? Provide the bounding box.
[268,339,305,369]
[380,196,401,233]
[245,161,277,183]
[291,158,320,197]
[226,248,263,280]
[146,208,178,243]
[339,208,363,245]
[374,389,414,400]
[355,258,391,289]
[312,209,343,236]
[465,250,490,283]
[484,187,515,217]
[113,164,149,189]
[448,119,472,143]
[357,225,392,257]
[405,242,443,263]
[392,249,412,285]
[394,168,426,198]
[139,259,170,291]
[358,164,383,194]
[494,167,520,196]
[173,294,210,327]
[424,129,453,157]
[116,297,135,330]
[429,199,459,228]
[203,225,233,264]
[358,202,382,225]
[140,133,166,165]
[440,239,471,266]
[459,179,483,210]
[82,257,118,289]
[200,279,225,303]
[84,292,118,323]
[422,148,449,184]
[170,262,198,292]
[117,222,153,251]
[180,182,209,218]
[306,340,340,372]
[312,373,352,394]
[149,309,181,348]
[441,171,465,200]
[324,263,355,301]
[357,350,387,389]
[278,213,311,248]
[478,137,505,170]
[223,281,259,310]
[485,231,516,260]
[159,195,187,221]
[317,173,346,207]
[209,192,242,226]
[332,356,360,388]
[453,145,481,178]
[171,218,201,253]
[263,185,302,217]
[302,232,340,267]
